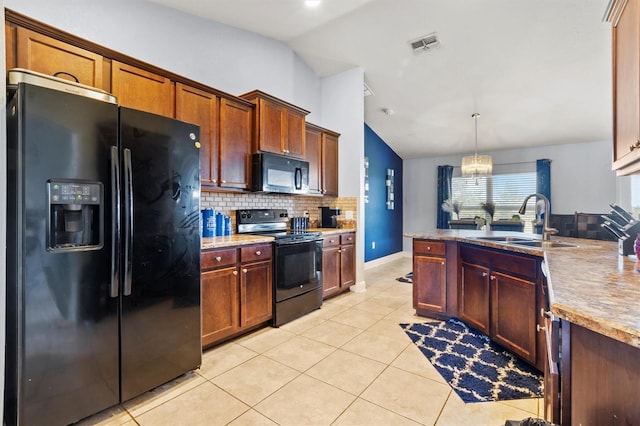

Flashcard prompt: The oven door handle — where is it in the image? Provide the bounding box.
[276,238,322,246]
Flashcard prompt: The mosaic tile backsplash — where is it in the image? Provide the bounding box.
[201,191,358,231]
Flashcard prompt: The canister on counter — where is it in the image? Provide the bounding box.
[215,212,224,236]
[201,208,215,237]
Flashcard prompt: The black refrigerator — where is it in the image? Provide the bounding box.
[5,69,202,426]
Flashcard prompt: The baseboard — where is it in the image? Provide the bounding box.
[364,251,411,270]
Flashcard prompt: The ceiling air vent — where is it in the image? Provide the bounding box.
[409,33,440,55]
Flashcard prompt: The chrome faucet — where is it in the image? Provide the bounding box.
[519,193,558,241]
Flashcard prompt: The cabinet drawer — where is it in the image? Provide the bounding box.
[460,244,538,279]
[240,244,272,263]
[414,240,446,256]
[202,248,237,269]
[323,235,341,248]
[340,233,355,245]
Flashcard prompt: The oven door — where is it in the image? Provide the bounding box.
[274,239,322,302]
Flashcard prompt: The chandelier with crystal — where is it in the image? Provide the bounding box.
[461,113,492,177]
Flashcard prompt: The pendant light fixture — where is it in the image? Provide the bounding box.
[461,112,492,177]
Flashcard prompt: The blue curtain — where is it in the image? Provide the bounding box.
[437,165,454,229]
[536,159,551,213]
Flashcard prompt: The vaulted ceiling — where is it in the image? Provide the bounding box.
[148,0,613,159]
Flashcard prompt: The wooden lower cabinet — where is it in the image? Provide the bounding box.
[322,232,355,299]
[202,266,239,345]
[201,243,272,348]
[413,240,447,314]
[240,260,272,328]
[459,244,542,369]
[459,261,491,335]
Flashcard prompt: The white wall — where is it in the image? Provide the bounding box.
[320,67,366,288]
[403,139,617,251]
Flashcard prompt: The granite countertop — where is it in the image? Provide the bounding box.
[405,229,640,349]
[202,234,274,250]
[201,227,356,250]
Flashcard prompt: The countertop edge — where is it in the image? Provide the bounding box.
[202,228,356,249]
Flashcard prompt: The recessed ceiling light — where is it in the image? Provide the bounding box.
[305,0,321,8]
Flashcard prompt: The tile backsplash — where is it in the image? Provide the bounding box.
[201,191,357,231]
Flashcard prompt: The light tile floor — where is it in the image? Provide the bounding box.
[79,256,542,426]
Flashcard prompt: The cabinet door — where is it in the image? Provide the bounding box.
[612,0,640,172]
[176,83,219,188]
[285,109,305,157]
[16,27,104,88]
[459,262,490,335]
[111,61,174,117]
[201,266,239,347]
[413,255,447,313]
[305,126,322,195]
[322,245,341,298]
[339,242,355,289]
[240,260,273,328]
[258,99,285,154]
[219,98,252,189]
[491,271,537,364]
[322,133,339,196]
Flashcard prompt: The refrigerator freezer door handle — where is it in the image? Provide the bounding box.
[110,146,120,298]
[124,148,134,296]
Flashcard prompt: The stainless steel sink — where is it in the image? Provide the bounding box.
[474,236,536,242]
[509,240,578,248]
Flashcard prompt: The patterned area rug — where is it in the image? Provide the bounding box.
[396,271,413,283]
[401,318,543,403]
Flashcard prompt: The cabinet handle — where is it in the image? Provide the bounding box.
[536,324,546,332]
[426,246,431,251]
[347,237,353,241]
[233,270,238,276]
[242,268,247,274]
[330,239,335,243]
[213,179,217,183]
[482,272,488,277]
[630,140,640,152]
[221,180,227,184]
[490,275,495,281]
[215,256,222,262]
[256,250,261,256]
[540,308,551,318]
[441,261,445,265]
[338,249,342,253]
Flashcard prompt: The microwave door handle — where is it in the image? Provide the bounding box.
[295,167,302,190]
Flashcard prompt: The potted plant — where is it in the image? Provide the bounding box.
[480,201,495,223]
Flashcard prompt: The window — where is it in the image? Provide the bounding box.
[451,171,537,232]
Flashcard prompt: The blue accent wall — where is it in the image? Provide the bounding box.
[364,124,403,262]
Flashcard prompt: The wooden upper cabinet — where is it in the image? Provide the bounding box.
[609,0,640,175]
[322,130,339,196]
[176,83,219,188]
[285,109,305,157]
[111,61,174,117]
[219,98,252,190]
[241,90,309,158]
[14,27,104,88]
[305,124,323,195]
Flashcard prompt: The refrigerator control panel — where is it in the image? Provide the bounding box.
[49,181,102,205]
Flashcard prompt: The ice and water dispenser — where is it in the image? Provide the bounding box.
[47,180,103,251]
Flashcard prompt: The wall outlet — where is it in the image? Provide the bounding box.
[371,241,375,249]
[345,210,354,220]
[303,210,309,217]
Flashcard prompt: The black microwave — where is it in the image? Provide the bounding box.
[251,152,309,194]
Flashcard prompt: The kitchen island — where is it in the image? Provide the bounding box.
[405,229,640,425]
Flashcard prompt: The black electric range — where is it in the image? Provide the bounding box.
[236,209,323,326]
